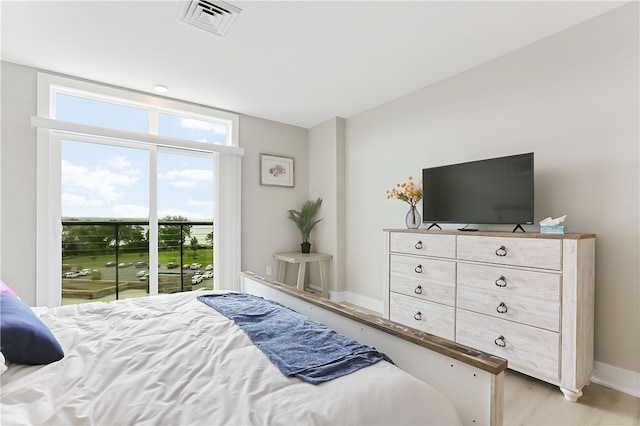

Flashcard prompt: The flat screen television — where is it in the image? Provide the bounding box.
[422,153,534,227]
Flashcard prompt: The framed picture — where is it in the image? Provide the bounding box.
[260,154,294,187]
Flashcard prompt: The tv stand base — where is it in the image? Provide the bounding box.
[512,224,525,233]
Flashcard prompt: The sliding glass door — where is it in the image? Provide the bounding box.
[60,137,216,304]
[157,150,215,295]
[60,138,151,304]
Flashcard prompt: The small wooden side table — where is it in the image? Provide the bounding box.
[273,252,333,298]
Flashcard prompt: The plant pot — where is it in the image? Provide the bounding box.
[301,242,311,253]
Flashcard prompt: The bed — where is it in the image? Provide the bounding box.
[1,273,506,425]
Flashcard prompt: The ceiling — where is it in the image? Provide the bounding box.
[0,1,626,128]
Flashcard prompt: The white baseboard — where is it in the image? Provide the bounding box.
[329,290,383,315]
[592,361,640,398]
[303,285,384,314]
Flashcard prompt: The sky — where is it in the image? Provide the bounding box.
[57,94,224,221]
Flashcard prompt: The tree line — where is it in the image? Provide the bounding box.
[62,216,213,259]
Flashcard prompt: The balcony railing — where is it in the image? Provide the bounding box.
[61,220,214,304]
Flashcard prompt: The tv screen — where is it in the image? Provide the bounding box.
[422,153,534,226]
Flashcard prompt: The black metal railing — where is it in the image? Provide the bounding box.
[61,219,213,303]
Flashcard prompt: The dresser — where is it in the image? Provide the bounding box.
[383,229,596,401]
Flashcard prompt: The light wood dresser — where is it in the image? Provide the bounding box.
[383,229,596,401]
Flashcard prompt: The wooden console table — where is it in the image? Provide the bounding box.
[273,252,332,298]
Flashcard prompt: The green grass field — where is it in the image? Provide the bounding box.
[63,247,213,270]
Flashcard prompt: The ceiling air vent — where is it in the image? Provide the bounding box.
[178,0,242,37]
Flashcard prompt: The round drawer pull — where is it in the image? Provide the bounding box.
[414,241,423,250]
[496,302,508,314]
[414,265,423,274]
[495,276,507,287]
[494,335,506,347]
[414,285,423,294]
[495,246,508,257]
[414,311,422,321]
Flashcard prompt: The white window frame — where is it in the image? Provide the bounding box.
[35,73,243,307]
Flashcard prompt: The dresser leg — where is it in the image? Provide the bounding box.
[560,386,583,402]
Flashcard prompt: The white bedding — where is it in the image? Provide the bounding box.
[1,291,461,425]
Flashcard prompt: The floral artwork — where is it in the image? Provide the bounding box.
[269,164,286,177]
[261,154,294,187]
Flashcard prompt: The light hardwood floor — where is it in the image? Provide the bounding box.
[504,370,640,425]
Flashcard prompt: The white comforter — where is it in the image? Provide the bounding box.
[1,291,461,425]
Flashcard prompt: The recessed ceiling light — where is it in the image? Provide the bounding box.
[154,85,168,93]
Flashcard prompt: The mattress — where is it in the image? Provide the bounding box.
[0,291,462,425]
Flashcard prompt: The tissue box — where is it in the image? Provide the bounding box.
[540,225,565,234]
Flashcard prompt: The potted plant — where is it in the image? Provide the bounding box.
[287,198,323,253]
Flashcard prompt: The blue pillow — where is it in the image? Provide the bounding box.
[0,293,64,365]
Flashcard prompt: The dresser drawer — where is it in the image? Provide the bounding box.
[457,236,562,270]
[390,255,456,306]
[457,310,559,382]
[457,263,560,331]
[457,284,560,332]
[458,263,561,301]
[390,293,455,340]
[390,233,456,259]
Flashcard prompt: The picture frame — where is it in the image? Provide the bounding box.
[260,154,294,187]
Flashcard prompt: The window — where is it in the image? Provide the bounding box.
[158,112,228,145]
[35,73,243,307]
[55,93,149,132]
[61,139,151,219]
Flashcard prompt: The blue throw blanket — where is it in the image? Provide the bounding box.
[197,293,393,384]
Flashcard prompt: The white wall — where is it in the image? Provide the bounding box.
[0,62,38,303]
[239,115,309,280]
[309,118,346,295]
[341,3,639,379]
